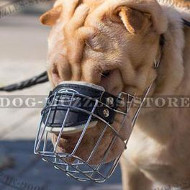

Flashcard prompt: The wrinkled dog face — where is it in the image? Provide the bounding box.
[40,0,167,164]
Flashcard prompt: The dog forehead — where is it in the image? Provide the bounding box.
[82,0,105,7]
[54,0,105,8]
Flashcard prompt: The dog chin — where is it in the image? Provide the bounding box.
[51,123,125,165]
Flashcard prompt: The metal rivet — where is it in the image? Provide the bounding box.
[106,97,114,106]
[103,109,109,117]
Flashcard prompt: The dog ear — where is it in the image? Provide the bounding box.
[116,7,151,34]
[109,0,168,35]
[40,5,62,26]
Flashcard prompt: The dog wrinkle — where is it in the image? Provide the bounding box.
[42,0,190,188]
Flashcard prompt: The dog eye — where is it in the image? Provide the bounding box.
[85,37,102,51]
[101,71,111,78]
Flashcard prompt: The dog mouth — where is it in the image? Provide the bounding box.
[51,121,122,165]
[52,132,80,155]
[51,121,99,156]
[35,81,142,182]
[40,81,132,164]
[40,81,124,161]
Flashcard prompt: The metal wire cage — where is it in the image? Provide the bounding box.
[34,82,150,183]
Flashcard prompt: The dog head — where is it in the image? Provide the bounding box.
[40,0,168,164]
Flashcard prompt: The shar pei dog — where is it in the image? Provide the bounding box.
[40,0,190,189]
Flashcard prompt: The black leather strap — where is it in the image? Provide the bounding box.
[42,83,122,128]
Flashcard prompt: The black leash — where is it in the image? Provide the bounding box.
[0,71,49,92]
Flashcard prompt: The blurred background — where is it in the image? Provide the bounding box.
[0,0,189,190]
[0,1,122,190]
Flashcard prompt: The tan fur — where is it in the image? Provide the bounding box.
[40,5,62,26]
[40,0,190,189]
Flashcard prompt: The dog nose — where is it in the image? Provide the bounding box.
[49,57,101,86]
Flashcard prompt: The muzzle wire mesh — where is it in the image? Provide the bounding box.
[34,82,151,183]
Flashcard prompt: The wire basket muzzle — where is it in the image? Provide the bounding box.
[34,82,135,183]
